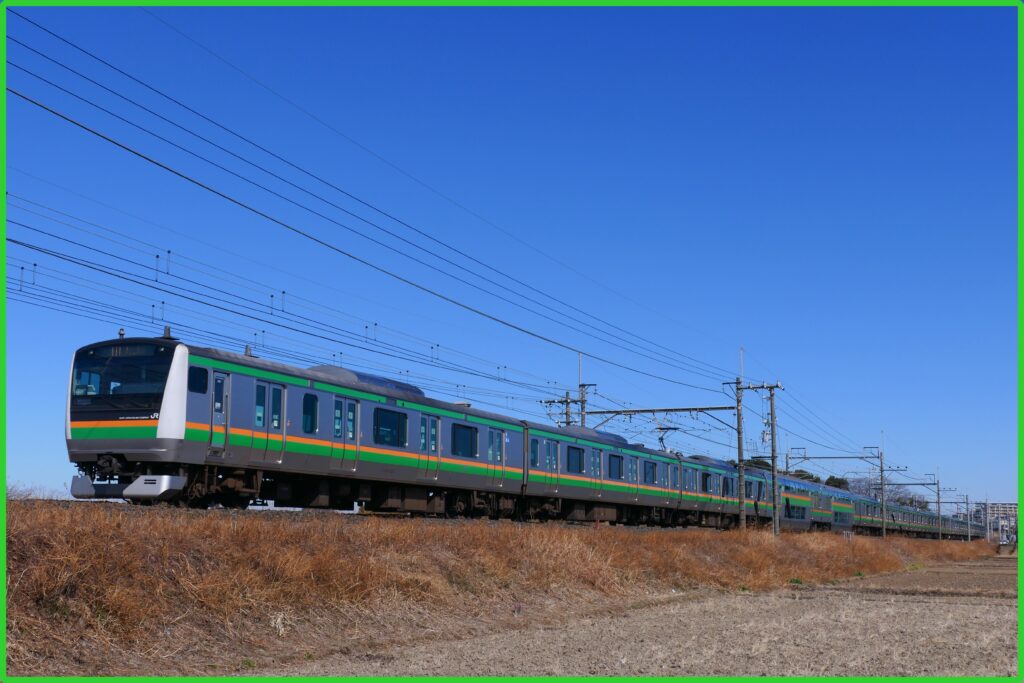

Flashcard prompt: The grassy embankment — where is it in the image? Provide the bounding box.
[7,499,992,675]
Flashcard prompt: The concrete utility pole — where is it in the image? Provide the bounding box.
[735,378,746,531]
[737,382,783,535]
[769,385,780,535]
[880,447,886,538]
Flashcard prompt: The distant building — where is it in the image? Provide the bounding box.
[980,502,1017,536]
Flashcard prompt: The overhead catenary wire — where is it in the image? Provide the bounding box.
[8,87,727,395]
[5,20,738,383]
[6,194,577,394]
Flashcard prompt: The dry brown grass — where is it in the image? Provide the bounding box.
[6,500,993,675]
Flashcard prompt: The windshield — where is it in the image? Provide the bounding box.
[71,342,174,413]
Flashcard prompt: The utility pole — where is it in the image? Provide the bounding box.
[736,382,783,535]
[735,378,746,531]
[985,497,990,543]
[967,494,971,542]
[578,382,595,428]
[769,385,780,535]
[564,390,572,427]
[880,447,886,538]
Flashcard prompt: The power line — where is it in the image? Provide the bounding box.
[6,20,737,383]
[8,86,726,395]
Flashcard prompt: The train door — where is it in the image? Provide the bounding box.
[209,372,229,456]
[487,428,506,488]
[420,415,440,480]
[331,398,359,471]
[628,456,639,501]
[545,440,559,495]
[263,384,284,464]
[591,449,603,498]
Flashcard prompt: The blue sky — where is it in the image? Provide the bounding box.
[5,7,1016,504]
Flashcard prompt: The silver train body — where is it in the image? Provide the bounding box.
[66,336,984,538]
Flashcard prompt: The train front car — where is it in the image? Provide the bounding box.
[67,335,191,502]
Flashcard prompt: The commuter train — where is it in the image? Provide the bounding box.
[67,334,983,539]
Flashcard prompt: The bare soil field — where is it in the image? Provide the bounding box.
[5,499,1006,676]
[275,556,1018,677]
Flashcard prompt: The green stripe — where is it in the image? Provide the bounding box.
[397,400,464,419]
[466,415,524,432]
[530,428,571,442]
[192,355,308,387]
[314,381,387,403]
[71,426,158,439]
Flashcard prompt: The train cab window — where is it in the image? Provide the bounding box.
[255,385,267,428]
[420,417,428,450]
[671,466,679,489]
[188,366,208,393]
[488,429,505,463]
[700,472,713,493]
[643,461,657,485]
[333,399,344,438]
[374,408,408,447]
[346,402,358,440]
[302,394,318,434]
[608,454,624,480]
[452,423,478,457]
[567,446,585,474]
[214,376,225,413]
[530,439,540,467]
[271,387,282,429]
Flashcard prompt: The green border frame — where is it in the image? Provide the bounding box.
[1,1,1019,681]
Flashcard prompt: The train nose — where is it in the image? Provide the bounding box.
[70,474,186,501]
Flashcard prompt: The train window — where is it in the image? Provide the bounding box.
[659,463,668,486]
[700,472,713,493]
[214,376,225,413]
[567,446,585,474]
[530,439,540,467]
[628,458,638,483]
[591,450,602,479]
[451,423,478,457]
[429,417,438,453]
[643,461,657,485]
[488,429,504,462]
[333,398,344,438]
[188,366,208,394]
[420,417,428,450]
[671,466,678,489]
[608,454,624,480]
[302,394,318,434]
[271,387,282,429]
[374,408,408,447]
[346,402,357,440]
[255,385,267,428]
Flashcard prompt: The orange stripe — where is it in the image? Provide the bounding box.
[72,419,158,428]
[186,421,210,431]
